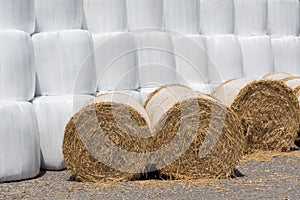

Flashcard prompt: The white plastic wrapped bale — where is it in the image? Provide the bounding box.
[93,32,138,91]
[239,36,274,78]
[267,0,300,36]
[84,0,127,33]
[0,101,40,182]
[205,35,243,84]
[33,95,93,170]
[0,0,35,34]
[199,0,234,35]
[163,0,200,34]
[172,35,208,90]
[271,37,300,75]
[0,30,35,101]
[234,0,267,35]
[98,90,141,103]
[139,87,159,105]
[134,32,177,88]
[35,0,84,32]
[33,30,97,96]
[126,0,163,31]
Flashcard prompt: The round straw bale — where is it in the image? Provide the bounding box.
[212,78,300,153]
[266,76,300,148]
[144,84,245,179]
[63,92,153,182]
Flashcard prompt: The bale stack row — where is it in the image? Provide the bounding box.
[63,85,245,182]
[63,77,300,183]
[0,0,40,182]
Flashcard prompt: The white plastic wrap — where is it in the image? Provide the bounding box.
[163,0,200,34]
[271,37,300,75]
[234,0,267,35]
[239,36,274,78]
[93,32,139,91]
[134,32,177,88]
[200,0,234,35]
[172,35,208,90]
[0,101,40,182]
[126,0,163,31]
[267,0,300,36]
[0,0,35,34]
[35,0,84,32]
[98,90,141,103]
[205,35,243,84]
[0,30,35,101]
[33,30,97,96]
[139,87,159,104]
[83,0,127,33]
[33,95,93,170]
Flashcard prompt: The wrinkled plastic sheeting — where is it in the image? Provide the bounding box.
[200,0,234,35]
[139,87,159,104]
[271,37,300,75]
[172,35,208,90]
[234,0,267,36]
[0,0,35,34]
[84,0,127,33]
[267,0,300,36]
[0,30,35,101]
[93,32,139,91]
[127,0,163,31]
[0,101,40,182]
[164,0,200,34]
[239,36,274,78]
[35,0,84,32]
[33,95,93,170]
[205,35,243,84]
[134,32,178,88]
[33,30,97,96]
[98,90,141,103]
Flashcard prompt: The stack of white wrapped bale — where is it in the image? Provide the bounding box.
[205,35,243,92]
[134,32,178,103]
[0,30,40,182]
[33,1,97,171]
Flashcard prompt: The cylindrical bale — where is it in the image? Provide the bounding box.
[0,101,40,182]
[238,36,274,78]
[63,93,153,182]
[264,75,300,148]
[33,95,93,170]
[83,0,127,33]
[32,30,97,96]
[212,78,300,153]
[35,0,84,32]
[233,0,267,36]
[144,85,245,179]
[0,0,35,34]
[163,0,200,34]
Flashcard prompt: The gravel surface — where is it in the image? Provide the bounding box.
[0,150,299,200]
